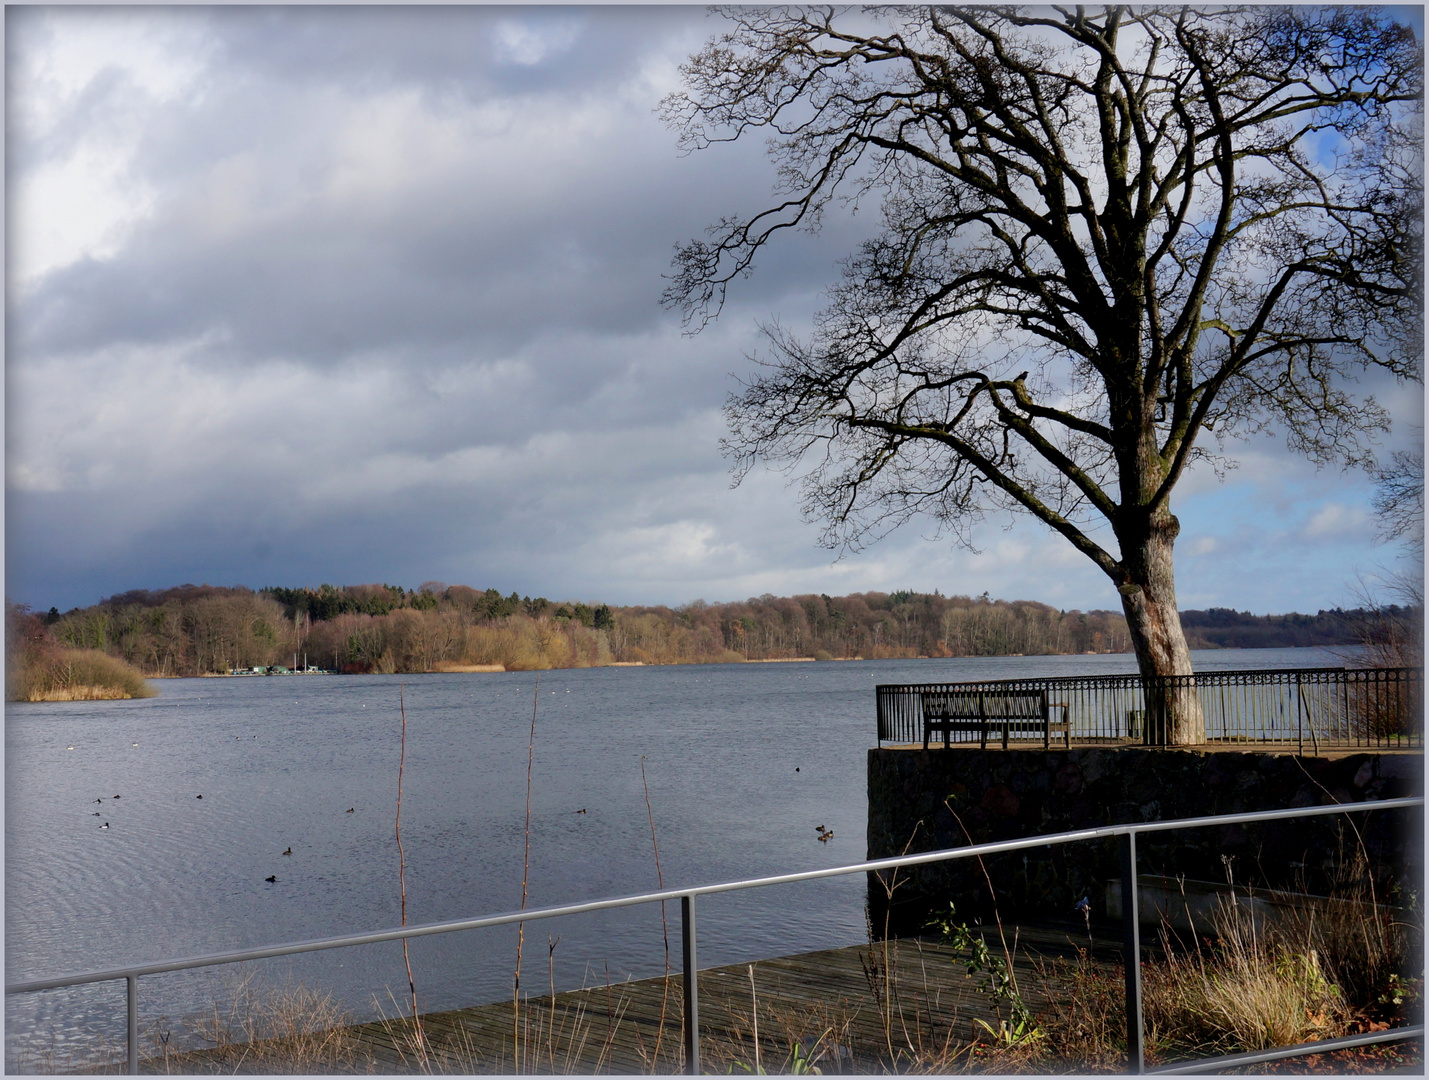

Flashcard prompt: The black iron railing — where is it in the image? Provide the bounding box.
[876,666,1423,750]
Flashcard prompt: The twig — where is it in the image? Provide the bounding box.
[548,934,561,1072]
[863,818,922,1061]
[1290,756,1384,912]
[228,1043,249,1076]
[603,960,615,1066]
[395,683,427,1061]
[514,674,539,1072]
[748,964,761,1074]
[641,755,673,1066]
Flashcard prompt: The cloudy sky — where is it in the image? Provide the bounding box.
[5,5,1422,616]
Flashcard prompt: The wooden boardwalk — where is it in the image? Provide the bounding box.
[146,922,1120,1074]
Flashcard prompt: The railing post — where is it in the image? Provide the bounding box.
[682,893,699,1076]
[1296,673,1304,757]
[1122,832,1144,1074]
[126,974,138,1075]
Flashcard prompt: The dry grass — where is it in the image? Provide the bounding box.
[28,685,134,701]
[1018,867,1421,1073]
[8,647,156,702]
[1024,947,1127,1073]
[373,983,633,1075]
[1144,913,1349,1057]
[149,972,373,1074]
[691,955,966,1076]
[1271,851,1417,1020]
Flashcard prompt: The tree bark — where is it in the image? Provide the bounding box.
[1117,513,1206,745]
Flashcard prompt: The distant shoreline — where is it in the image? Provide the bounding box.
[25,583,1385,682]
[150,644,1356,683]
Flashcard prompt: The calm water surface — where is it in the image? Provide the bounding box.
[5,648,1345,1065]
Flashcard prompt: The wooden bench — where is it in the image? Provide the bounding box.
[920,689,1070,749]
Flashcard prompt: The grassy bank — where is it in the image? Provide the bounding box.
[7,646,156,702]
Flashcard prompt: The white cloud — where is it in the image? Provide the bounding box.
[613,521,740,573]
[10,145,158,284]
[8,8,213,283]
[492,17,582,67]
[1303,502,1369,539]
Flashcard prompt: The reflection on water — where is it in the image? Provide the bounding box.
[5,648,1345,1066]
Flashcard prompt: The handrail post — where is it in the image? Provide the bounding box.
[126,974,138,1074]
[682,893,699,1075]
[1122,832,1144,1074]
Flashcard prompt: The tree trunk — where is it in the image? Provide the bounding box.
[1118,514,1206,745]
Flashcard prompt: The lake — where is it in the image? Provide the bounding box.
[4,647,1348,1067]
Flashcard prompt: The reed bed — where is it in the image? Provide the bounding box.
[8,647,155,702]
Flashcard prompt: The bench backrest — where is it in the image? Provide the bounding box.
[921,689,1046,719]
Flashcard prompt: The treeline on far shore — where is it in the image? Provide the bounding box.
[7,581,1399,680]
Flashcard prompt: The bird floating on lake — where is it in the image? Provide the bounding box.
[99,822,109,829]
[113,795,121,799]
[265,875,276,883]
[196,794,203,799]
[575,808,587,814]
[346,807,354,813]
[282,847,292,856]
[66,746,75,751]
[91,812,100,816]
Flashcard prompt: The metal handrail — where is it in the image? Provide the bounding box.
[8,796,1423,1075]
[1145,1026,1427,1074]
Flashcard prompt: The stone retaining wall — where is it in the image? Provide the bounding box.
[866,747,1423,936]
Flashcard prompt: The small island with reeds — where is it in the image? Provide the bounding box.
[7,606,154,701]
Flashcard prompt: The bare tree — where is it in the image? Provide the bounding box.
[1351,430,1424,668]
[1373,439,1425,553]
[664,5,1422,742]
